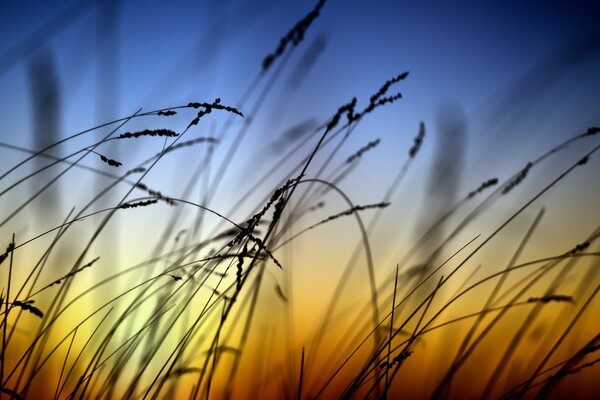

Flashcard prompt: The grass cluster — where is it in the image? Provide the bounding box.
[1,1,600,399]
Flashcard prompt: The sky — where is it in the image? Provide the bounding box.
[2,0,597,258]
[1,1,600,398]
[1,0,599,137]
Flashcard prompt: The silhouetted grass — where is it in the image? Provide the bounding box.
[1,1,600,399]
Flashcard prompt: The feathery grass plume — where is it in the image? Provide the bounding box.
[358,72,409,118]
[380,349,413,370]
[267,195,287,235]
[134,183,176,206]
[147,189,175,206]
[117,129,178,139]
[275,202,390,250]
[582,126,600,137]
[11,300,44,318]
[247,236,284,270]
[549,357,600,381]
[35,257,100,293]
[369,72,409,105]
[236,244,246,291]
[262,0,326,70]
[98,154,122,167]
[577,155,590,165]
[210,233,281,277]
[200,250,263,263]
[568,357,600,374]
[165,274,182,282]
[0,387,23,400]
[325,72,409,136]
[274,284,288,302]
[119,199,159,209]
[526,295,574,304]
[468,177,499,198]
[346,139,381,164]
[212,225,264,242]
[585,344,600,354]
[230,176,302,247]
[156,110,177,116]
[409,121,425,158]
[502,161,532,194]
[326,97,357,131]
[187,98,244,129]
[186,98,244,116]
[569,241,590,254]
[0,241,15,267]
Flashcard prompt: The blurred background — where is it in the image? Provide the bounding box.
[1,0,600,398]
[1,0,599,236]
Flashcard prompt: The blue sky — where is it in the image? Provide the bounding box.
[1,0,599,242]
[2,4,600,397]
[1,1,598,140]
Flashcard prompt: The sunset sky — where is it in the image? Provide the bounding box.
[1,0,599,272]
[1,1,600,398]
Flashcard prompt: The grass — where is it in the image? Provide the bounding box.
[1,1,600,399]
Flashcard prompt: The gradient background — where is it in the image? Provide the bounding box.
[1,0,600,399]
